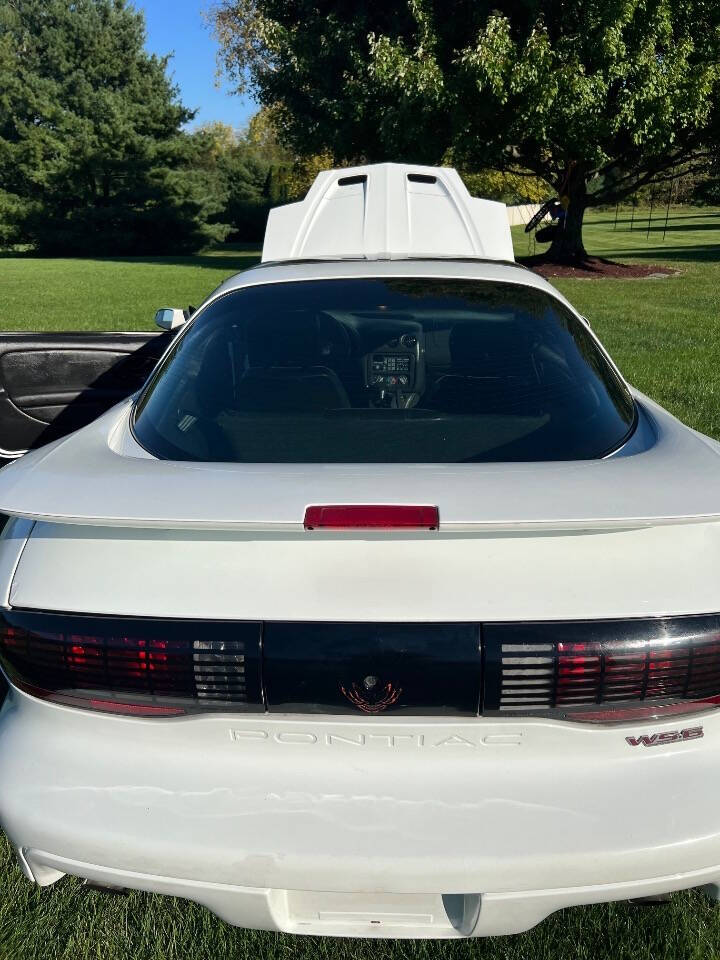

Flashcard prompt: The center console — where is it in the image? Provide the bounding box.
[364,332,423,407]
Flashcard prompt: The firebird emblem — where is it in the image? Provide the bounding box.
[625,725,703,747]
[341,675,402,714]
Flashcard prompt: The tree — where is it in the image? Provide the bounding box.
[210,0,720,261]
[0,0,228,254]
[188,120,274,240]
[246,107,335,203]
[183,114,333,242]
[460,170,549,206]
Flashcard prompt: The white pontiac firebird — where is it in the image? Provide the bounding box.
[0,163,719,939]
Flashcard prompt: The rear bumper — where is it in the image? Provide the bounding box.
[3,689,720,937]
[16,848,720,938]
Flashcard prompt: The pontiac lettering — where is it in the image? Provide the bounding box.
[229,729,523,748]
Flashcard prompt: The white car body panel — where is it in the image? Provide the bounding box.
[2,167,720,938]
[0,393,716,532]
[8,517,720,622]
[2,694,720,938]
[262,163,514,263]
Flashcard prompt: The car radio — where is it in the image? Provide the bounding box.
[369,354,413,388]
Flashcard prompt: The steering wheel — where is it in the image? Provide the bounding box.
[317,311,353,358]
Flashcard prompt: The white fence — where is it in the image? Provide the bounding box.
[506,203,547,227]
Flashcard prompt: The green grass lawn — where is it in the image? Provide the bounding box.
[514,207,720,440]
[0,245,261,333]
[2,208,720,958]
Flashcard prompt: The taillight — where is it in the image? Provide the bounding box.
[484,615,720,723]
[5,609,720,726]
[0,612,263,717]
[304,504,439,530]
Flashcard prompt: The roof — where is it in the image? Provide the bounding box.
[208,256,578,317]
[261,163,514,263]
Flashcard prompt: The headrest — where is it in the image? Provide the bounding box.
[247,312,320,366]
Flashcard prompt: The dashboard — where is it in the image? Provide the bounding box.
[363,330,423,407]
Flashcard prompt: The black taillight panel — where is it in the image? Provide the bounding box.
[0,610,263,716]
[263,622,481,715]
[3,610,720,723]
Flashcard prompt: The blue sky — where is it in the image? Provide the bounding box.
[138,0,257,130]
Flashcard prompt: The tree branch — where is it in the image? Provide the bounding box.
[590,150,711,199]
[590,156,712,205]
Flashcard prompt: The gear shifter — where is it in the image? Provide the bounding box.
[373,388,395,408]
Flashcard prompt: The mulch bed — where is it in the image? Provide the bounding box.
[518,255,679,279]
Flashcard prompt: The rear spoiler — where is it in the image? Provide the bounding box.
[0,400,719,533]
[262,163,514,263]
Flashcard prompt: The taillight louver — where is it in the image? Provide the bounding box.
[193,638,247,701]
[498,643,555,708]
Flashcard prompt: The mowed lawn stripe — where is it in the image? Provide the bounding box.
[0,246,260,332]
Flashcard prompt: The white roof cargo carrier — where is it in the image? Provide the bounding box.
[261,162,514,263]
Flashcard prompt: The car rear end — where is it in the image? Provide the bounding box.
[3,505,720,937]
[2,261,720,937]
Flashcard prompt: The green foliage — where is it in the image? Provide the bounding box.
[690,151,720,205]
[185,121,268,242]
[246,108,337,199]
[0,0,229,254]
[694,179,720,204]
[460,169,550,205]
[211,0,720,257]
[0,190,28,248]
[180,114,334,243]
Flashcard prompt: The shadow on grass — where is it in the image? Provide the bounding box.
[590,211,720,227]
[613,221,720,235]
[526,242,720,265]
[597,245,720,263]
[0,244,262,273]
[95,252,262,271]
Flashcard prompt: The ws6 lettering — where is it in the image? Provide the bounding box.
[625,726,704,748]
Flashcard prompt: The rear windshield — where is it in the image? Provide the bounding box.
[133,277,635,463]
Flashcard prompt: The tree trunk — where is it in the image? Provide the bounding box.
[548,166,588,262]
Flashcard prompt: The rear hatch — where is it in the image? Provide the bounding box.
[0,389,719,531]
[2,395,720,725]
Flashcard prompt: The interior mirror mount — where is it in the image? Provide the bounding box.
[154,307,187,332]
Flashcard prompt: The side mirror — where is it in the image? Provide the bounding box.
[155,307,187,332]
